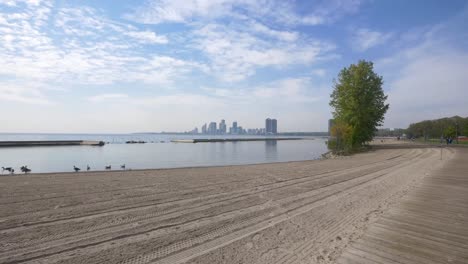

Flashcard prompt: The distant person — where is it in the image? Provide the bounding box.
[446,138,449,145]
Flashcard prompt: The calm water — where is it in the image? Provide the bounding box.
[0,134,328,173]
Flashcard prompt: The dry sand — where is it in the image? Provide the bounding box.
[0,147,455,264]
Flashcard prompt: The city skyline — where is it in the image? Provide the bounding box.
[0,1,467,133]
[194,118,278,135]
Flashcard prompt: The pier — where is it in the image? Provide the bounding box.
[0,140,105,147]
[171,137,304,143]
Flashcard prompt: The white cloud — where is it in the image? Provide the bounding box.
[124,30,168,44]
[352,28,393,51]
[125,0,236,24]
[88,93,129,102]
[248,21,298,42]
[382,51,468,128]
[376,14,468,128]
[192,23,335,81]
[203,77,323,104]
[0,81,51,104]
[126,0,364,26]
[0,1,201,100]
[311,69,326,77]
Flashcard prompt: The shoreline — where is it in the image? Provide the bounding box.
[1,143,451,176]
[1,157,329,177]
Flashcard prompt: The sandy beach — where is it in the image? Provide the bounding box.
[0,146,458,263]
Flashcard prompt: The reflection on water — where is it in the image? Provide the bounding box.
[265,140,278,160]
[0,138,328,173]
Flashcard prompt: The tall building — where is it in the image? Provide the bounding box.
[265,118,277,134]
[232,121,238,134]
[265,118,272,134]
[208,122,217,134]
[201,123,207,134]
[219,119,226,134]
[272,119,277,134]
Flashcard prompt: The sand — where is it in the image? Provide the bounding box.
[0,146,455,264]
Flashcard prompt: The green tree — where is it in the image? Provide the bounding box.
[463,123,468,137]
[330,60,389,149]
[444,126,456,138]
[330,120,353,152]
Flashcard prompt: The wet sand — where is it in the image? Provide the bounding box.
[0,147,456,263]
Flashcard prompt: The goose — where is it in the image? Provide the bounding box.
[87,165,90,171]
[2,167,13,173]
[120,164,126,169]
[73,166,81,172]
[21,166,31,173]
[105,165,111,170]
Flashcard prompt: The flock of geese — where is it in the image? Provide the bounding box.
[1,166,31,174]
[73,164,126,172]
[2,164,127,174]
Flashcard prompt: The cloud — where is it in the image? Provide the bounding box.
[192,23,335,81]
[203,77,323,104]
[352,28,393,51]
[249,21,298,42]
[88,93,129,102]
[0,81,51,104]
[0,0,202,101]
[126,0,364,26]
[124,30,168,44]
[311,69,326,77]
[377,12,468,128]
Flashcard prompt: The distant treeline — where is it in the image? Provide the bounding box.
[374,128,406,137]
[406,116,468,138]
[278,132,328,137]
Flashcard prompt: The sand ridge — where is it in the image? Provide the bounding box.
[0,147,455,263]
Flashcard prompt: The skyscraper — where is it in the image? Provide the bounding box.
[219,119,226,134]
[208,122,217,134]
[201,123,207,134]
[232,121,238,134]
[265,118,272,134]
[265,118,277,134]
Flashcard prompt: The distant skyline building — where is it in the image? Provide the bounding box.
[265,118,271,134]
[219,119,226,134]
[208,122,217,134]
[272,119,277,134]
[201,123,207,134]
[198,118,274,135]
[265,118,277,134]
[232,121,238,134]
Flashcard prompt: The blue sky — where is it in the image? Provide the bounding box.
[1,0,467,133]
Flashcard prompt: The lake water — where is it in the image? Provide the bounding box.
[0,134,329,174]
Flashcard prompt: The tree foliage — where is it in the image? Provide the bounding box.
[330,60,389,150]
[406,116,468,138]
[444,126,456,138]
[329,120,353,152]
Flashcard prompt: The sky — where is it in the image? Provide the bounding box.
[0,0,467,133]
